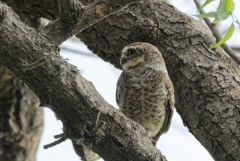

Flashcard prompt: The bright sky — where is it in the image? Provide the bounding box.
[37,0,239,161]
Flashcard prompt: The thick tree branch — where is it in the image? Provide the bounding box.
[2,0,240,161]
[45,0,137,44]
[0,65,43,161]
[77,1,240,161]
[0,2,166,161]
[1,0,59,26]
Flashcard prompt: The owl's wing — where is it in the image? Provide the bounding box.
[153,77,175,144]
[116,72,125,108]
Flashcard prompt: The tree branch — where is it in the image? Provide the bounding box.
[2,0,240,161]
[0,65,43,161]
[0,2,166,161]
[45,0,138,44]
[193,0,240,65]
[43,135,67,149]
[231,47,240,53]
[77,1,240,161]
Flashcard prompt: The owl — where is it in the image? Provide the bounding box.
[116,42,175,144]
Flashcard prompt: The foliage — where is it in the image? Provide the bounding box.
[199,0,238,48]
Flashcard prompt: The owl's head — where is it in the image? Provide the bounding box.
[120,42,164,71]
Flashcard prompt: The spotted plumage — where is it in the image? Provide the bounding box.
[116,42,175,143]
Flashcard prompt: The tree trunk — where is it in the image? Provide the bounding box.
[0,2,166,161]
[0,65,43,161]
[0,0,240,161]
[78,2,240,161]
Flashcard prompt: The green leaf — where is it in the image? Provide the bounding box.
[211,23,235,48]
[217,0,226,13]
[213,13,229,23]
[201,0,215,8]
[224,0,234,13]
[212,0,234,23]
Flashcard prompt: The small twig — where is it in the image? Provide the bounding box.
[43,134,67,149]
[76,1,138,33]
[54,133,65,139]
[193,0,240,65]
[231,47,240,53]
[45,0,138,44]
[20,56,47,71]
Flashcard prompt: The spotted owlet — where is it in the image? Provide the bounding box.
[116,42,175,144]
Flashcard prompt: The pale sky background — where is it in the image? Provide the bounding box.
[37,0,240,161]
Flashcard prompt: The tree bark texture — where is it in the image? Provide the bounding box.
[78,2,240,161]
[0,2,166,161]
[1,0,58,27]
[0,65,43,161]
[1,0,240,161]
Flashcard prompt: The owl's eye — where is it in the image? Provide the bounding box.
[126,49,137,57]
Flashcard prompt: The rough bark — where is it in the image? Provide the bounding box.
[45,0,137,44]
[0,2,166,161]
[0,65,43,161]
[78,2,240,161]
[1,0,58,26]
[1,0,240,161]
